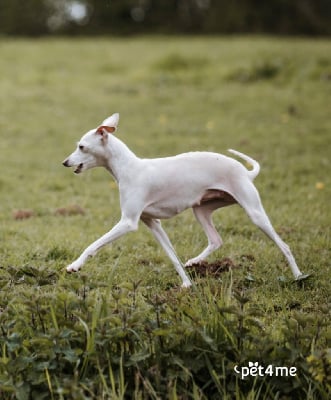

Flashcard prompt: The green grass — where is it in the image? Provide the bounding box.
[0,36,330,399]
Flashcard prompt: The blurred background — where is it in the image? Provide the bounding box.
[1,0,331,37]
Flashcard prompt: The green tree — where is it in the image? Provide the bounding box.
[0,0,50,35]
[0,0,330,36]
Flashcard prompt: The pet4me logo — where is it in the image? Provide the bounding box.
[234,361,297,379]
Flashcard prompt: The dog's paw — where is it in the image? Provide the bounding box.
[181,280,192,289]
[66,263,80,273]
[185,258,202,267]
[294,273,311,282]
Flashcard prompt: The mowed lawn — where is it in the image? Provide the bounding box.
[0,36,330,399]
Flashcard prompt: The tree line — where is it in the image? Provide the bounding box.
[0,0,330,36]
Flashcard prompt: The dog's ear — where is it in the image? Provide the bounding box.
[96,126,115,136]
[99,113,119,133]
[96,113,119,141]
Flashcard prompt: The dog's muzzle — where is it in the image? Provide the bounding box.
[74,163,83,174]
[62,159,83,174]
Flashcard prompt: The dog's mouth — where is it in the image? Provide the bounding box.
[74,163,83,174]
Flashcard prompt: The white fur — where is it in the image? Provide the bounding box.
[63,113,305,287]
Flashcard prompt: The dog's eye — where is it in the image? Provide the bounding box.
[79,145,85,151]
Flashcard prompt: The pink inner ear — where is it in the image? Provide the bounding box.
[96,125,115,134]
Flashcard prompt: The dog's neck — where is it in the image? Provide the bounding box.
[105,135,139,182]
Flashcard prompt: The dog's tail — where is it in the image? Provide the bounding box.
[228,149,260,180]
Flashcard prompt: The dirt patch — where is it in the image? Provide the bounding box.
[54,204,85,216]
[13,204,85,220]
[186,258,238,278]
[13,209,35,220]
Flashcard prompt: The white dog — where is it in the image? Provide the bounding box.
[63,113,308,287]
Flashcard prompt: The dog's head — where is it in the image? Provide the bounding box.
[62,113,119,174]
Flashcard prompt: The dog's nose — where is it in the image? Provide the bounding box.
[62,159,70,167]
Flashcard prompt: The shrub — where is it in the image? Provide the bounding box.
[0,273,329,399]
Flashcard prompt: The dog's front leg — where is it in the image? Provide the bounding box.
[142,217,192,288]
[66,217,138,272]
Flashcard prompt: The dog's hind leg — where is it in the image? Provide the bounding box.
[185,200,224,266]
[234,181,303,279]
[142,217,192,288]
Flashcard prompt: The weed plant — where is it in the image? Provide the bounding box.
[0,36,330,399]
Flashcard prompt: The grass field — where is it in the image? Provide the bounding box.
[0,36,330,399]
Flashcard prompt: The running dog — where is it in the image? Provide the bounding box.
[63,113,308,287]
